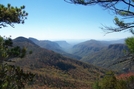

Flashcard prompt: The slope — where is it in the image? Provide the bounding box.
[71,39,110,57]
[81,44,128,68]
[29,37,62,52]
[11,37,106,89]
[29,37,81,60]
[54,40,72,53]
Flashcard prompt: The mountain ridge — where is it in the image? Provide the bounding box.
[29,37,81,60]
[81,43,128,68]
[70,39,110,57]
[11,36,106,89]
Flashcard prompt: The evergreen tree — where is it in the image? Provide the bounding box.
[64,0,134,34]
[125,37,134,53]
[0,3,28,28]
[0,3,34,89]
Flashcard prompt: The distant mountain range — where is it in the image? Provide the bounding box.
[10,36,134,88]
[29,37,63,52]
[11,37,106,89]
[54,41,72,49]
[27,37,131,70]
[13,37,133,71]
[29,37,81,60]
[81,44,128,67]
[69,39,130,70]
[70,39,110,57]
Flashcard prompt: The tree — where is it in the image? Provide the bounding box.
[125,37,134,53]
[93,71,134,89]
[0,36,27,63]
[0,3,28,63]
[0,3,34,89]
[0,3,28,28]
[64,0,134,34]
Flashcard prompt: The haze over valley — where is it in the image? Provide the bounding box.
[5,36,132,89]
[14,36,129,71]
[1,0,134,88]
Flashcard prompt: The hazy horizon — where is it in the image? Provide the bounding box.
[1,0,133,40]
[13,36,125,45]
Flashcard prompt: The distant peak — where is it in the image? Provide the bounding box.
[14,36,35,44]
[14,36,28,41]
[29,37,39,41]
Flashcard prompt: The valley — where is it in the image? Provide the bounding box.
[1,1,134,89]
[10,37,106,89]
[28,37,129,71]
[8,36,133,88]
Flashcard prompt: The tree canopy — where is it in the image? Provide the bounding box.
[64,0,134,34]
[0,3,28,64]
[0,3,28,28]
[0,3,34,89]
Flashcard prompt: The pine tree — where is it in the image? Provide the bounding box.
[0,3,34,89]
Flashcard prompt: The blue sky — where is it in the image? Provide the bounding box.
[1,0,133,41]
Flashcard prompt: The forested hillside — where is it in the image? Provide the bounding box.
[2,0,134,89]
[28,38,130,71]
[10,37,106,89]
[29,37,81,60]
[70,40,110,57]
[81,44,128,68]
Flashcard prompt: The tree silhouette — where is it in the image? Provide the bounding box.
[0,3,34,89]
[64,0,134,34]
[0,3,28,28]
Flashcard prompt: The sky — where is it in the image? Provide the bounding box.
[1,0,133,41]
